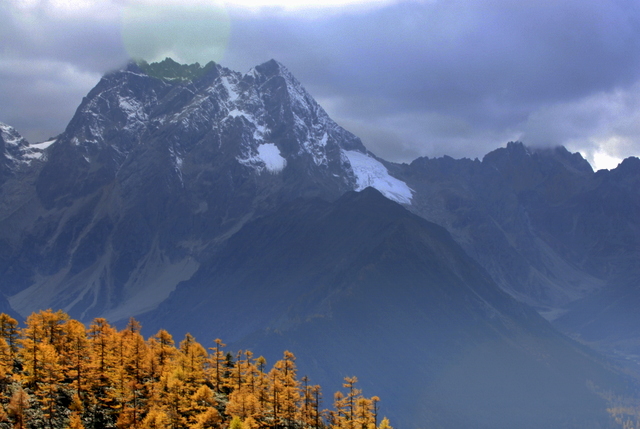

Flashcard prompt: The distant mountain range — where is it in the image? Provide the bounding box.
[1,57,639,428]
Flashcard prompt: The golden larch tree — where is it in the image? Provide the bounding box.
[207,338,226,393]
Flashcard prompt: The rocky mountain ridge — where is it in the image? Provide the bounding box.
[1,57,638,351]
[1,58,638,353]
[1,57,639,427]
[391,143,640,355]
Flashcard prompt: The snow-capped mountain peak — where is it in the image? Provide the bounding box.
[0,122,27,148]
[2,58,416,324]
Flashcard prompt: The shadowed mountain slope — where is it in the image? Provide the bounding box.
[142,187,632,429]
[392,144,640,360]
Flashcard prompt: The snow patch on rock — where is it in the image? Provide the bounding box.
[21,151,44,161]
[343,150,413,204]
[221,75,240,102]
[257,143,287,172]
[30,139,56,150]
[238,143,287,173]
[226,109,267,141]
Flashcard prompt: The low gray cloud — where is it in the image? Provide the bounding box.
[521,81,640,167]
[0,58,102,142]
[0,1,128,142]
[1,0,639,168]
[221,0,640,166]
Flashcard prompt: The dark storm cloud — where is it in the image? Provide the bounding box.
[0,1,129,142]
[1,0,640,167]
[1,3,128,72]
[223,0,640,162]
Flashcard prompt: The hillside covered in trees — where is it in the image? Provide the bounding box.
[0,310,390,429]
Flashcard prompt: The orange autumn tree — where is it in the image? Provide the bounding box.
[116,318,151,429]
[86,317,120,426]
[0,313,19,376]
[0,310,393,429]
[61,319,92,398]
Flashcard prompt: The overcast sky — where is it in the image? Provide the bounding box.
[1,0,639,170]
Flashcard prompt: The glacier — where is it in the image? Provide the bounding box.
[343,150,413,204]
